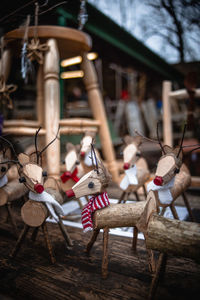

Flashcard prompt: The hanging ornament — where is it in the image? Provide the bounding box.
[78,0,88,30]
[0,37,17,110]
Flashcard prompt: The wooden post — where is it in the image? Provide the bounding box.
[81,53,119,183]
[162,81,173,147]
[36,64,44,126]
[44,39,60,179]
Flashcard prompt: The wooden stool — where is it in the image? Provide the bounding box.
[3,26,119,182]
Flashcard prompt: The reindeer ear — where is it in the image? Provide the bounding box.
[18,153,30,165]
[66,142,74,153]
[173,147,183,160]
[162,145,173,154]
[75,144,81,153]
[123,135,133,145]
[133,136,143,146]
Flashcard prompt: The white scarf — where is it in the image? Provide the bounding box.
[0,174,8,188]
[29,190,65,222]
[147,177,175,205]
[120,165,138,191]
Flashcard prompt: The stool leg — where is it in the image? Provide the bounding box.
[148,253,167,300]
[86,228,100,254]
[182,192,195,222]
[10,224,30,258]
[42,223,56,264]
[102,227,109,279]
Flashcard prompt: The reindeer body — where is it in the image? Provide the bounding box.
[118,135,150,203]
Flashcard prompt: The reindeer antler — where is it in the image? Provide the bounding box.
[177,123,187,158]
[90,142,99,174]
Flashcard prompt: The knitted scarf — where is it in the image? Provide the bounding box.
[147,177,175,205]
[119,165,138,190]
[0,174,8,188]
[29,190,65,222]
[81,192,110,232]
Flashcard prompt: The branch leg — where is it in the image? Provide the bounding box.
[86,228,100,254]
[10,224,30,258]
[102,226,109,279]
[42,222,56,264]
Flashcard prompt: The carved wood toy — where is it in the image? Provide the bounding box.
[118,135,150,203]
[4,128,72,263]
[66,145,154,278]
[0,137,28,236]
[60,142,85,209]
[143,124,195,221]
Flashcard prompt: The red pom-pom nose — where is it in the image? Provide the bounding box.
[34,183,44,194]
[80,151,85,158]
[66,189,75,198]
[123,163,130,170]
[153,176,163,186]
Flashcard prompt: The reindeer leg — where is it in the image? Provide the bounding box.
[142,184,147,198]
[10,224,30,258]
[182,192,195,222]
[77,198,84,210]
[170,203,179,219]
[134,191,140,202]
[160,206,166,216]
[6,203,18,238]
[132,226,138,251]
[124,192,131,203]
[148,253,167,300]
[31,227,39,242]
[57,217,73,247]
[118,191,126,203]
[42,222,56,264]
[86,228,100,254]
[102,227,109,279]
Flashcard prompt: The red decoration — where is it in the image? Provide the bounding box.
[60,168,80,183]
[153,176,163,186]
[123,163,130,170]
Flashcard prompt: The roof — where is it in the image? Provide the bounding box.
[57,1,184,82]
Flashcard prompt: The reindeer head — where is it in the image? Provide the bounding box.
[79,131,96,159]
[122,135,143,170]
[66,144,112,198]
[64,142,80,173]
[0,127,59,193]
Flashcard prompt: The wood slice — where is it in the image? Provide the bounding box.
[21,200,48,227]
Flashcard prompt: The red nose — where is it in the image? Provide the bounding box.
[66,189,75,198]
[153,176,163,186]
[123,163,130,170]
[80,151,85,158]
[34,184,44,194]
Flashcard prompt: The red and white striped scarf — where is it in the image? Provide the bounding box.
[81,192,110,232]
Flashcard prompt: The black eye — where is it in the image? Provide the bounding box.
[75,160,80,165]
[88,182,94,189]
[136,152,141,157]
[1,166,6,172]
[19,177,26,183]
[42,171,47,177]
[174,168,180,174]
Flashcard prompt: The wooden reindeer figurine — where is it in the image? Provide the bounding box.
[119,135,150,203]
[66,144,154,278]
[79,131,101,174]
[143,124,195,221]
[7,128,72,263]
[60,142,85,209]
[0,137,28,236]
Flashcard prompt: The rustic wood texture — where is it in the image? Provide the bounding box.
[146,215,200,262]
[0,218,200,300]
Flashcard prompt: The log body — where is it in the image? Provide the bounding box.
[0,179,28,206]
[21,188,63,227]
[94,202,146,229]
[146,215,200,262]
